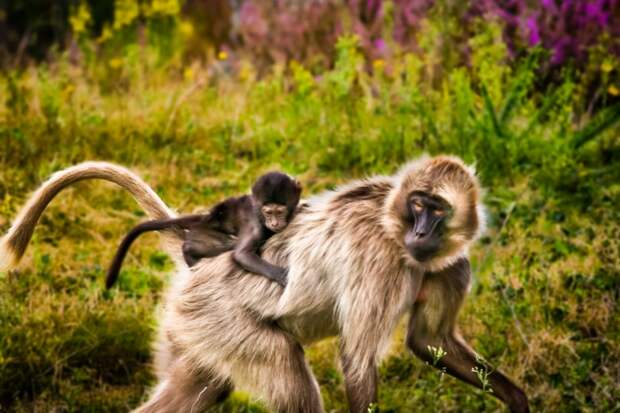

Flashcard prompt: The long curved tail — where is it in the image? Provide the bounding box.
[0,161,176,271]
[105,215,203,289]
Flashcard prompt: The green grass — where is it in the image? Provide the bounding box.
[0,31,619,412]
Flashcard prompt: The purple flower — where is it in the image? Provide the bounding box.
[526,16,541,45]
[373,38,386,54]
[227,0,620,70]
[551,37,571,65]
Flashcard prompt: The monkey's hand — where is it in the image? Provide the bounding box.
[272,267,289,288]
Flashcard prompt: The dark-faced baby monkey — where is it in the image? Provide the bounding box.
[105,172,301,289]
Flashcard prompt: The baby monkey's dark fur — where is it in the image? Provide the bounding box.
[105,172,301,289]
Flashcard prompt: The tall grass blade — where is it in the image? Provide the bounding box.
[481,84,504,138]
[572,102,620,149]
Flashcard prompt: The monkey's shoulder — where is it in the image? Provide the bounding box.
[210,195,252,217]
[197,195,253,235]
[331,178,394,204]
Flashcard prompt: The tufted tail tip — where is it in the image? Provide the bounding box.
[0,236,19,273]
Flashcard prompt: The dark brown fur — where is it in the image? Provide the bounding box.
[105,172,301,289]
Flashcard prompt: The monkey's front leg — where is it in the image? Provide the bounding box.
[232,228,288,286]
[408,259,529,413]
[232,248,288,286]
[340,349,378,413]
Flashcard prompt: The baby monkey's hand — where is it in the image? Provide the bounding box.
[272,267,289,288]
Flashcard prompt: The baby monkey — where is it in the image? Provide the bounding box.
[105,172,301,289]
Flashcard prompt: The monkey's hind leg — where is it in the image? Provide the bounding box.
[228,324,323,413]
[133,359,232,413]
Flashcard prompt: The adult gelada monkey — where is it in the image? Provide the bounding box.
[0,157,529,413]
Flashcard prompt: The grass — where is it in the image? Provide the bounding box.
[0,29,619,412]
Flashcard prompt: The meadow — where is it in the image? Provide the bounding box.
[0,4,619,412]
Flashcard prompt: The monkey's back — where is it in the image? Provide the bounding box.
[161,176,418,378]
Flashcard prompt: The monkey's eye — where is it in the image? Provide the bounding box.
[433,208,446,217]
[412,200,424,212]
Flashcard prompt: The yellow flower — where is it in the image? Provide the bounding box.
[373,59,385,69]
[601,61,613,73]
[238,61,255,82]
[179,21,194,37]
[148,0,180,16]
[69,2,91,35]
[608,85,619,96]
[109,58,123,69]
[97,26,113,43]
[239,66,250,81]
[217,51,228,61]
[113,0,139,30]
[183,67,194,81]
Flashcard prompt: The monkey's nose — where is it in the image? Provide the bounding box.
[270,222,285,232]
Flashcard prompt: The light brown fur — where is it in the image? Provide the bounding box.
[0,161,178,272]
[0,157,528,413]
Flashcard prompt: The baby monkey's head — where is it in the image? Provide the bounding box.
[252,172,302,233]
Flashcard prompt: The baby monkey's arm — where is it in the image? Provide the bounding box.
[232,225,288,287]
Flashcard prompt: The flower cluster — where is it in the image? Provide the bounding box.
[233,0,619,69]
[476,0,620,65]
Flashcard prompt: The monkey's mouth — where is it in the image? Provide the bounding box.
[266,223,286,232]
[405,234,441,262]
[410,246,437,262]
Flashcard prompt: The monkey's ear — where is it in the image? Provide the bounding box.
[293,179,302,193]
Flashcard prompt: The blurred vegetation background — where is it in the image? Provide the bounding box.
[0,0,618,412]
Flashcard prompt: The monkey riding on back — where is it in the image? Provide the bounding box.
[105,171,302,289]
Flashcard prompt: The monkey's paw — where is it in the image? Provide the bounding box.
[273,267,289,287]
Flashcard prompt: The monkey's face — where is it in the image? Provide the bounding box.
[261,203,290,232]
[383,156,483,271]
[403,191,451,262]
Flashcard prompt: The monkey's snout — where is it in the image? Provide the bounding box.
[405,233,440,262]
[411,247,437,262]
[267,221,286,232]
